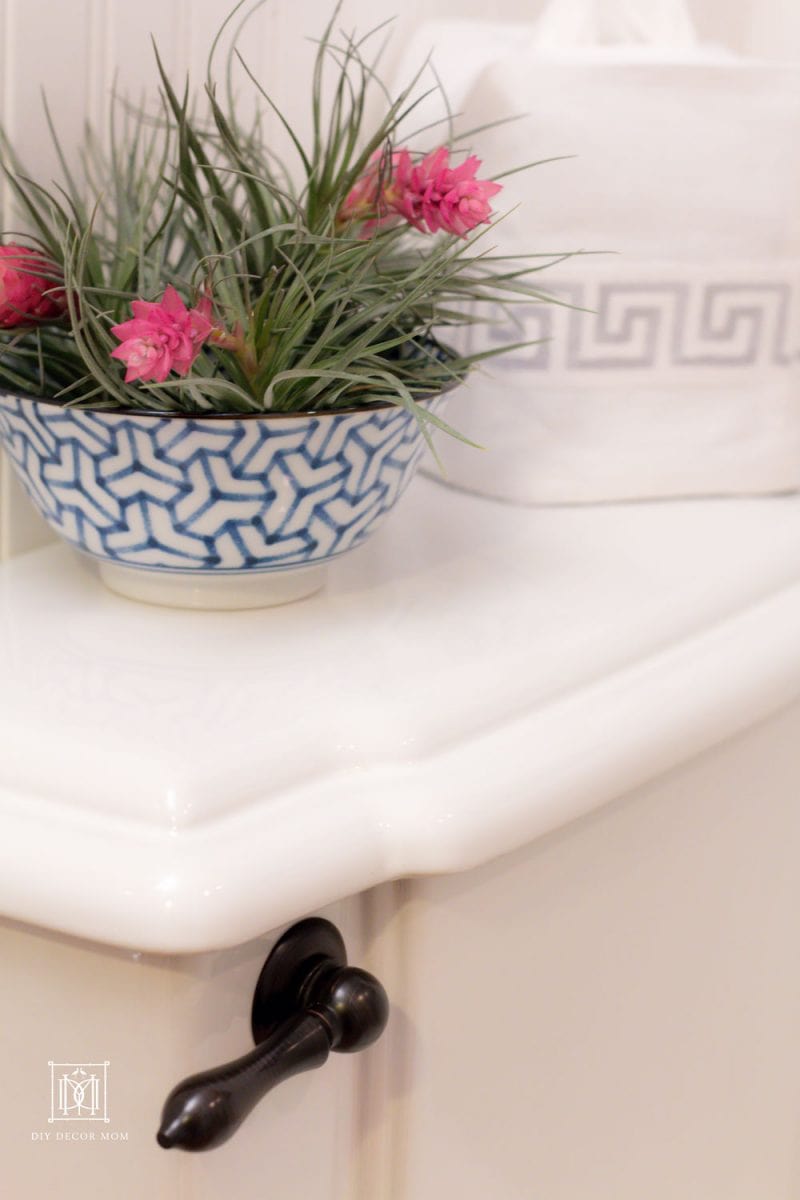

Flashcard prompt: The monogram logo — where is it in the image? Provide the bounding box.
[48,1062,110,1123]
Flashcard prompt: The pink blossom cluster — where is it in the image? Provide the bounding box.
[0,244,65,328]
[340,146,502,238]
[107,146,502,388]
[110,286,213,384]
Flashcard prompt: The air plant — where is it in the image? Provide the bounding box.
[0,1,567,444]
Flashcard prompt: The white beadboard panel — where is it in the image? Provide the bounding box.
[0,0,97,560]
[106,1,189,91]
[0,0,99,561]
[2,1,96,204]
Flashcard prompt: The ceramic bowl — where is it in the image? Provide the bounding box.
[0,391,446,609]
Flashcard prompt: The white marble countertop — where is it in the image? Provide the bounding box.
[1,477,800,953]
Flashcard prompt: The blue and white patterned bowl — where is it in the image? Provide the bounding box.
[0,392,446,608]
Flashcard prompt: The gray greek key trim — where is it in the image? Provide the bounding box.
[472,275,799,373]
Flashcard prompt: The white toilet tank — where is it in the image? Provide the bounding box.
[1,479,799,1198]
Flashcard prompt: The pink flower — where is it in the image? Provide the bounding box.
[390,147,502,237]
[338,147,502,238]
[0,244,65,328]
[110,286,213,384]
[337,149,401,229]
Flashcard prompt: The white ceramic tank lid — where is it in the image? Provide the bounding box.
[1,478,799,953]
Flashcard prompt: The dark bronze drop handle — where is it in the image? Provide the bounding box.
[157,918,389,1152]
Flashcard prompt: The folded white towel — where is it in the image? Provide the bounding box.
[440,258,800,502]
[396,8,800,502]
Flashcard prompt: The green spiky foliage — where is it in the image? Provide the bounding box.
[0,1,571,439]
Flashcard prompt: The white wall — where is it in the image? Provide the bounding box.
[0,0,796,558]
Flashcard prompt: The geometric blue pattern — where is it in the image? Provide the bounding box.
[0,392,444,574]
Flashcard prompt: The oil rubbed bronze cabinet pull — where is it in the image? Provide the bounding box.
[156,918,389,1152]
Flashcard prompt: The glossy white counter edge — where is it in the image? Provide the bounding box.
[2,557,799,953]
